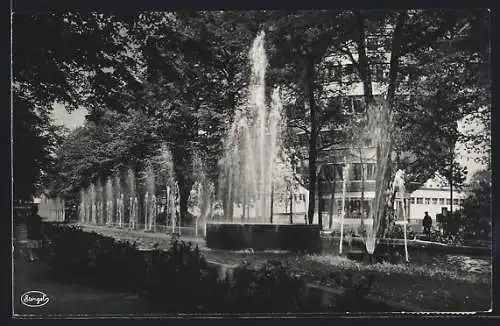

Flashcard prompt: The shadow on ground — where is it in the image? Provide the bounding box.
[13,257,164,317]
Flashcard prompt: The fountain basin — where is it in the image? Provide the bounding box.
[206,222,321,253]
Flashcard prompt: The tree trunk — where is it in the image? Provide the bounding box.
[450,146,454,216]
[354,10,374,104]
[175,168,194,228]
[242,189,246,219]
[270,184,274,224]
[450,177,453,216]
[305,54,318,225]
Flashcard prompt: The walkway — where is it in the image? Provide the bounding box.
[13,240,166,317]
[78,224,206,250]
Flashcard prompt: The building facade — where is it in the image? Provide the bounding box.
[287,146,466,233]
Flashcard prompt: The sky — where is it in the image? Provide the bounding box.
[455,115,489,181]
[51,104,488,183]
[51,102,87,131]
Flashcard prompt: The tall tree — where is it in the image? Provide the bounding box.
[460,169,491,238]
[266,11,352,225]
[338,9,489,246]
[13,13,143,200]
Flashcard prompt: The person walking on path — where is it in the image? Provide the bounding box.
[423,211,432,237]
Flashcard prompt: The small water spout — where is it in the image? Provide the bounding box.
[339,163,350,255]
[144,191,149,231]
[105,177,113,225]
[150,194,157,232]
[393,169,409,262]
[117,193,124,228]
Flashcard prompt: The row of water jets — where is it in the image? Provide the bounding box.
[78,165,181,233]
[38,197,65,222]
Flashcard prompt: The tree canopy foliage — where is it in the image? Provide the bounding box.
[13,10,490,233]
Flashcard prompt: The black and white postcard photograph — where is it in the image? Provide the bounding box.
[11,6,493,317]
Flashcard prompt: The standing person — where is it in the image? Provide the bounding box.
[26,205,45,262]
[423,211,432,237]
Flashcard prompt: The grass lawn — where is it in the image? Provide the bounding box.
[198,249,491,312]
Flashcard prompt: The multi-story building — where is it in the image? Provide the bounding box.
[284,157,466,233]
[280,21,471,233]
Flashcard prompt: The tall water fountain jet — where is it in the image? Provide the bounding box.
[130,197,138,230]
[114,174,123,227]
[219,31,289,222]
[206,32,321,252]
[150,194,157,231]
[86,187,91,223]
[339,163,350,255]
[143,191,149,230]
[98,200,103,225]
[96,179,103,224]
[81,187,87,223]
[192,152,215,236]
[142,162,156,231]
[105,177,113,226]
[90,183,96,224]
[156,143,177,233]
[86,188,91,223]
[79,189,85,223]
[127,168,138,229]
[364,102,394,257]
[117,193,124,228]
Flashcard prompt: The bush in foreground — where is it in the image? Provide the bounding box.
[41,223,378,313]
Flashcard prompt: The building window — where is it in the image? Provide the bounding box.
[351,163,363,181]
[323,165,334,180]
[453,199,459,205]
[432,198,438,205]
[425,198,430,205]
[446,198,451,205]
[411,198,415,204]
[334,164,344,180]
[366,163,376,180]
[439,198,445,205]
[353,97,365,113]
[416,197,423,204]
[372,64,385,81]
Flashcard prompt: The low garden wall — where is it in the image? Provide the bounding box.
[206,223,322,253]
[321,235,491,261]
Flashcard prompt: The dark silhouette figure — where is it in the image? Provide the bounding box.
[25,205,45,262]
[423,211,432,237]
[27,205,43,240]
